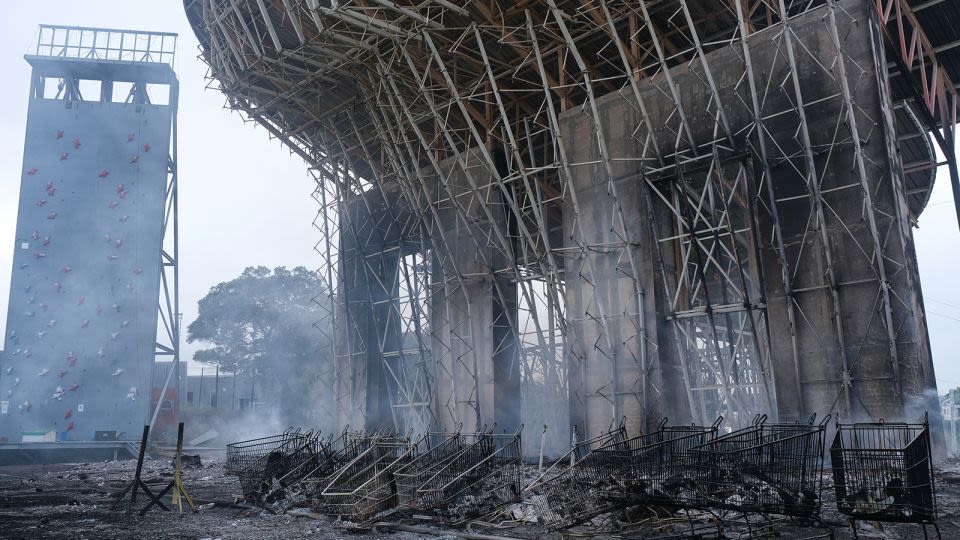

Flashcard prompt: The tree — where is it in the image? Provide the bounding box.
[187,266,332,424]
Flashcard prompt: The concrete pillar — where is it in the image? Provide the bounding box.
[558,106,688,438]
[429,149,520,434]
[552,0,939,435]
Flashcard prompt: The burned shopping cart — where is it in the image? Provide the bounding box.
[830,416,938,539]
[316,433,417,521]
[394,428,467,509]
[596,417,722,508]
[225,428,321,510]
[688,415,829,519]
[259,428,364,513]
[524,424,629,531]
[410,426,523,520]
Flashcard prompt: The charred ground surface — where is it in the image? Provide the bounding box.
[0,455,958,539]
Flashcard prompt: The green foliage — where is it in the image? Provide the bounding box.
[187,266,331,423]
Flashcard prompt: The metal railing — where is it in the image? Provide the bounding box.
[34,25,176,66]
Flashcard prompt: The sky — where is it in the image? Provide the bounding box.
[0,2,320,375]
[0,2,958,390]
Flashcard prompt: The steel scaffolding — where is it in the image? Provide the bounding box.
[185,0,954,446]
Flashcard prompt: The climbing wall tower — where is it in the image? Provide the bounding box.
[0,26,179,443]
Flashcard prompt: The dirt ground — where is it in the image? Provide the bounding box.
[0,454,957,539]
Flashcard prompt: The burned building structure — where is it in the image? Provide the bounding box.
[184,0,958,449]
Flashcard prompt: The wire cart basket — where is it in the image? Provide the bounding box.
[413,426,523,520]
[687,415,828,518]
[225,428,312,476]
[830,417,938,538]
[524,424,629,531]
[394,429,467,509]
[262,428,364,513]
[317,434,417,521]
[224,428,322,509]
[589,417,723,508]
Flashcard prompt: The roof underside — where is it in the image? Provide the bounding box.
[184,0,960,218]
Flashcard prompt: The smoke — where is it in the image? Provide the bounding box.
[902,387,942,424]
[521,380,571,460]
[184,266,338,445]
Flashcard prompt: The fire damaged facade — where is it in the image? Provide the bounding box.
[184,0,957,450]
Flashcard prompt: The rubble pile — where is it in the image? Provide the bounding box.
[0,448,956,538]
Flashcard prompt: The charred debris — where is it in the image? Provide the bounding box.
[222,416,940,538]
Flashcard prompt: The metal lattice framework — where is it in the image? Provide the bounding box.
[185,0,954,445]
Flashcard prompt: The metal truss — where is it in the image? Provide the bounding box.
[187,0,952,442]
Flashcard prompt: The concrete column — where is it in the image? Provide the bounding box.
[558,105,687,438]
[428,149,520,434]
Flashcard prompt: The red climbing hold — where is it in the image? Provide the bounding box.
[64,409,72,420]
[98,170,109,178]
[67,352,77,365]
[58,370,67,379]
[42,237,50,246]
[66,421,74,431]
[59,152,69,161]
[33,252,45,259]
[73,138,81,149]
[28,167,38,175]
[143,143,151,152]
[78,296,85,305]
[107,255,117,261]
[69,384,79,391]
[53,282,62,291]
[133,267,143,275]
[36,199,47,207]
[129,155,139,164]
[108,201,118,209]
[61,266,71,273]
[39,303,48,312]
[127,132,135,142]
[56,130,64,140]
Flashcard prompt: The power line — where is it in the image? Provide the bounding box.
[928,310,960,323]
[926,297,960,310]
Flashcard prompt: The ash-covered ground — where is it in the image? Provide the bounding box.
[0,454,958,539]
